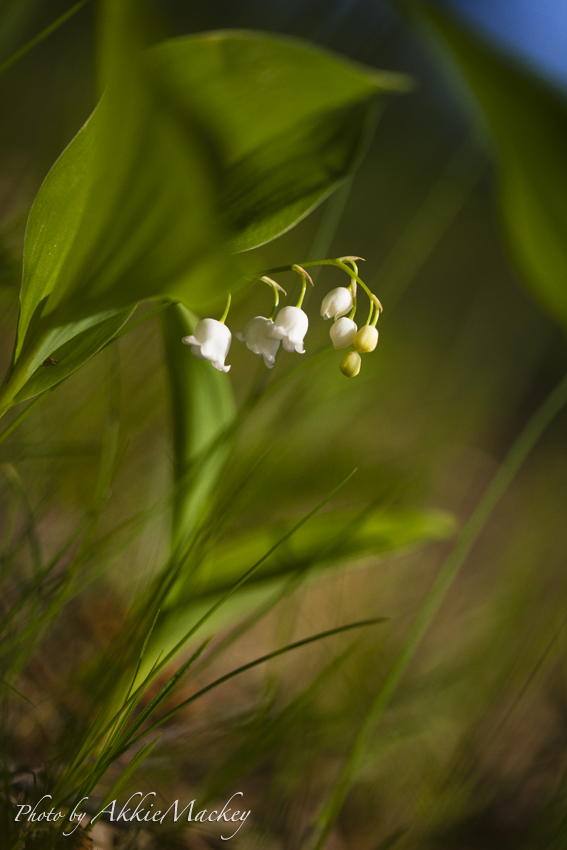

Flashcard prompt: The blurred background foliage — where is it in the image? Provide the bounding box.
[1,1,567,849]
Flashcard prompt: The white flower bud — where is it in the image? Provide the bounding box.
[270,306,309,354]
[320,287,354,320]
[182,318,231,372]
[329,317,357,350]
[353,325,379,353]
[340,351,361,377]
[235,316,280,368]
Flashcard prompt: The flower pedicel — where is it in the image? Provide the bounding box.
[183,258,382,377]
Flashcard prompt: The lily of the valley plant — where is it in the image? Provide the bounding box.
[182,257,383,377]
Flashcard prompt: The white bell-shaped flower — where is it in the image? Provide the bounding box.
[270,306,309,354]
[182,318,231,372]
[235,316,280,368]
[330,317,357,350]
[320,287,354,320]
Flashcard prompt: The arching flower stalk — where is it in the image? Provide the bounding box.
[182,257,383,377]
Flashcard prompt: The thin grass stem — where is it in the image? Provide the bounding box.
[308,370,567,850]
[0,0,91,78]
[117,618,387,757]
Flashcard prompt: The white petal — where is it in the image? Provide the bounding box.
[186,318,231,370]
[320,287,353,320]
[330,317,357,349]
[271,307,308,353]
[191,345,207,360]
[236,317,280,366]
[212,360,231,372]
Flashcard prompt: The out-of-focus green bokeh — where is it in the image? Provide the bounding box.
[1,2,567,849]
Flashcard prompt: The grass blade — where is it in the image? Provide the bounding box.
[307,370,567,850]
[119,618,387,757]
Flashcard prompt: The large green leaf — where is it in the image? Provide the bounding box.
[4,0,235,412]
[223,100,377,252]
[15,110,98,359]
[149,31,410,252]
[425,7,567,328]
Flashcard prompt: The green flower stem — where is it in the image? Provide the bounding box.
[260,258,382,316]
[270,289,279,320]
[219,292,232,324]
[371,297,381,327]
[296,276,308,309]
[306,370,567,850]
[348,295,357,322]
[291,264,313,309]
[365,298,374,326]
[260,277,282,320]
[343,259,359,279]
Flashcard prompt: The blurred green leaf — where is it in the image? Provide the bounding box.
[426,7,567,328]
[145,505,452,657]
[42,0,234,323]
[13,307,133,403]
[167,505,455,611]
[149,31,411,252]
[161,304,236,549]
[15,108,97,358]
[224,99,377,252]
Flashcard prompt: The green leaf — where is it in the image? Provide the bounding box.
[41,1,235,324]
[174,506,455,603]
[149,31,411,252]
[7,0,235,411]
[223,99,378,252]
[143,505,452,661]
[16,109,98,359]
[425,7,567,328]
[157,508,455,648]
[161,304,236,549]
[13,307,134,403]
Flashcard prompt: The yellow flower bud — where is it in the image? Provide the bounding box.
[353,325,378,353]
[340,351,361,377]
